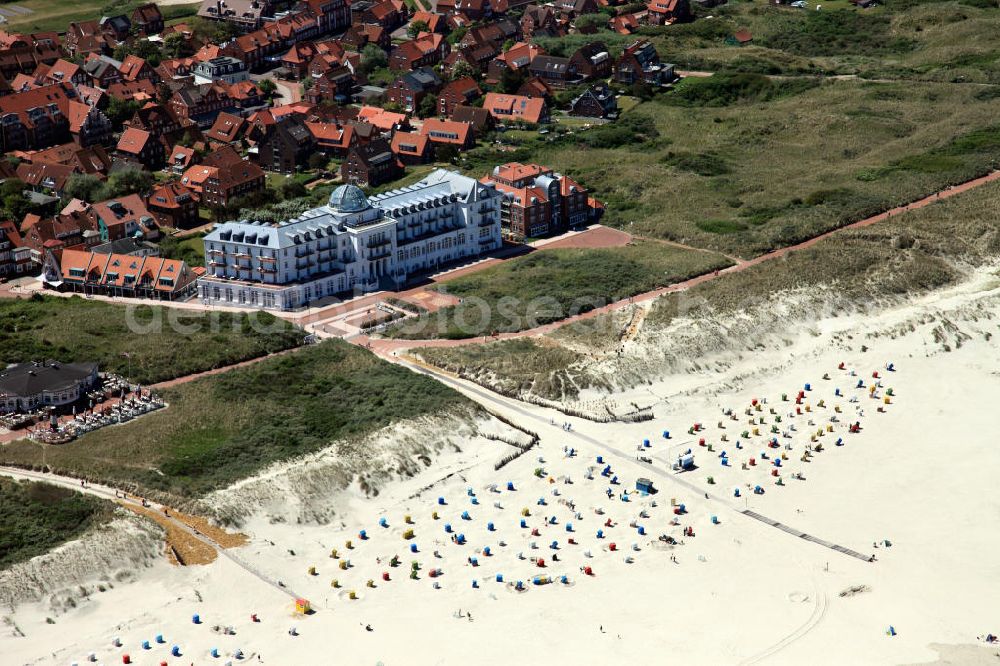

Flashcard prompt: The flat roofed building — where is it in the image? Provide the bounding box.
[199,169,503,310]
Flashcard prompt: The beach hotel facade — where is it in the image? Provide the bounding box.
[198,169,503,310]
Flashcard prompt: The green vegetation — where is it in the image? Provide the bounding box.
[419,178,1000,400]
[0,478,113,570]
[4,0,198,34]
[465,77,1000,257]
[386,241,732,339]
[0,296,303,384]
[666,72,820,107]
[159,233,206,266]
[0,341,473,498]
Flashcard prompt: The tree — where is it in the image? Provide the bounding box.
[62,174,104,203]
[407,20,430,38]
[450,59,478,81]
[162,32,191,60]
[574,13,608,32]
[418,93,439,119]
[280,179,308,200]
[0,179,31,222]
[106,97,140,130]
[113,39,162,67]
[360,44,388,75]
[99,167,155,200]
[307,153,328,171]
[257,78,277,98]
[499,66,526,94]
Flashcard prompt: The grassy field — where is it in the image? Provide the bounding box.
[0,296,303,384]
[0,340,473,499]
[0,478,113,570]
[386,241,732,339]
[465,77,1000,258]
[418,178,1000,398]
[620,1,1000,83]
[2,0,199,34]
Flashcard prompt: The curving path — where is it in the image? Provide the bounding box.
[0,465,306,603]
[356,169,1000,355]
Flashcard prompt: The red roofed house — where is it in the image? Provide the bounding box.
[49,248,196,300]
[390,131,432,164]
[645,0,690,24]
[483,161,595,236]
[305,121,355,157]
[0,83,82,152]
[482,92,549,125]
[389,32,450,71]
[420,118,473,149]
[92,194,158,242]
[438,77,481,117]
[119,55,160,83]
[181,146,265,208]
[131,3,165,36]
[115,127,165,170]
[147,181,199,229]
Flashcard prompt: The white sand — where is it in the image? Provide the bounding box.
[5,270,1000,665]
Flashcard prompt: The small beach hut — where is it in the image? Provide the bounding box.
[636,478,654,494]
[295,598,311,614]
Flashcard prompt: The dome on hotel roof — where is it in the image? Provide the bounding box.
[329,184,370,213]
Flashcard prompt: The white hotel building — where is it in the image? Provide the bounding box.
[198,169,502,310]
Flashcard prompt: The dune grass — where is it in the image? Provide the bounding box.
[0,478,113,570]
[472,77,1000,258]
[416,178,1000,399]
[0,340,473,499]
[386,241,732,339]
[0,295,304,384]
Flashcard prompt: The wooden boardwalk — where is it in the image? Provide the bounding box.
[741,509,871,562]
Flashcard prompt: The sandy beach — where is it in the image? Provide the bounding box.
[5,267,1000,665]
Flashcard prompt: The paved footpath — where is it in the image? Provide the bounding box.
[357,170,1000,355]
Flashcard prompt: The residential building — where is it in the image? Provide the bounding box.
[484,161,593,237]
[645,0,690,24]
[341,138,401,187]
[147,181,200,229]
[614,39,676,86]
[569,82,617,118]
[438,77,481,117]
[131,3,165,35]
[45,249,197,300]
[181,146,265,207]
[389,32,449,71]
[252,114,314,173]
[198,170,503,310]
[385,68,442,114]
[193,56,249,84]
[482,92,549,125]
[115,126,165,170]
[420,118,473,149]
[92,194,158,242]
[390,131,432,164]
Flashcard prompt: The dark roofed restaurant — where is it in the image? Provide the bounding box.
[0,361,98,412]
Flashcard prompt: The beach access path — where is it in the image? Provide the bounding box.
[355,169,1000,354]
[0,465,307,603]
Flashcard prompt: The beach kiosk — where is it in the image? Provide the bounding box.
[295,598,311,615]
[636,478,655,495]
